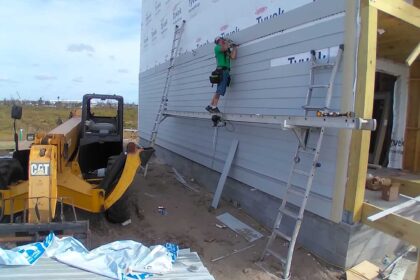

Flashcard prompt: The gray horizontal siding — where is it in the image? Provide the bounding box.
[139,0,347,220]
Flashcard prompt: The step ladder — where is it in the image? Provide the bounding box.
[259,45,344,280]
[303,44,344,117]
[149,20,186,148]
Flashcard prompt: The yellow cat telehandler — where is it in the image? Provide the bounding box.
[0,94,153,245]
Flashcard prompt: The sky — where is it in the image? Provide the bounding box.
[0,0,141,103]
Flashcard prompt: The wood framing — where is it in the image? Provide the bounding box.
[368,0,420,28]
[407,43,420,66]
[377,12,420,63]
[417,251,420,280]
[344,0,378,222]
[361,202,420,247]
[391,176,420,197]
[404,61,420,172]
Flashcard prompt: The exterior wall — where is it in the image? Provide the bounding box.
[139,0,348,220]
[140,0,315,72]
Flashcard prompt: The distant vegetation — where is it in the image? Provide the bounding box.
[0,99,138,141]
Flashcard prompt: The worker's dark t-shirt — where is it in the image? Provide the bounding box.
[215,45,230,69]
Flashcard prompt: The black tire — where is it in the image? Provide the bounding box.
[105,191,131,224]
[0,158,24,190]
[105,155,119,176]
[100,154,126,193]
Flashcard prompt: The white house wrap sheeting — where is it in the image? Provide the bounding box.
[0,233,179,280]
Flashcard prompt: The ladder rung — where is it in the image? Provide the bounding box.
[287,187,306,197]
[266,248,287,264]
[311,63,334,69]
[293,169,311,177]
[279,208,300,220]
[309,84,329,89]
[273,229,292,242]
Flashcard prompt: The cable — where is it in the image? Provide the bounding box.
[211,127,218,169]
[225,120,235,132]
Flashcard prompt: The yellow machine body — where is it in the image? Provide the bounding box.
[0,115,142,221]
[28,145,58,223]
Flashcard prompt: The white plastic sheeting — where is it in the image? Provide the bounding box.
[0,233,179,280]
[140,0,314,71]
[376,59,409,169]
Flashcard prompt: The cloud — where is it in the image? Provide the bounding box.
[67,43,95,53]
[106,79,119,84]
[72,77,83,83]
[0,1,141,103]
[34,74,57,81]
[117,68,128,73]
[0,77,18,83]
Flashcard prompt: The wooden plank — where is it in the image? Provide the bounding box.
[406,43,420,66]
[416,251,420,280]
[361,202,420,247]
[211,139,239,209]
[369,0,420,28]
[367,196,420,221]
[391,177,420,197]
[373,93,391,165]
[346,261,380,280]
[377,12,420,63]
[344,0,378,222]
[404,61,420,172]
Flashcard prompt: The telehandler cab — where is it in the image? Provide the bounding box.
[0,94,153,245]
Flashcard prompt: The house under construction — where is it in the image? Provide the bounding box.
[138,0,420,275]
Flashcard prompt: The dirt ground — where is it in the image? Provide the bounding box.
[81,156,342,280]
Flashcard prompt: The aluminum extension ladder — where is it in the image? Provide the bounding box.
[149,20,186,148]
[259,45,344,280]
[143,20,186,177]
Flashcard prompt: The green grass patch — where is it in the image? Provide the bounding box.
[0,104,138,141]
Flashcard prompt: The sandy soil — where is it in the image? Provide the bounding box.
[79,157,341,280]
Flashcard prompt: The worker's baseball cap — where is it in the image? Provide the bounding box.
[214,36,224,44]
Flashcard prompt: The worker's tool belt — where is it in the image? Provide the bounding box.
[209,67,230,87]
[209,68,223,86]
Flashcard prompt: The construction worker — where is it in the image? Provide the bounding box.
[206,37,237,113]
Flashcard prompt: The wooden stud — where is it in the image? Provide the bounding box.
[416,250,420,280]
[406,43,420,66]
[404,61,420,172]
[369,0,420,28]
[344,0,378,222]
[361,202,420,247]
[372,93,391,165]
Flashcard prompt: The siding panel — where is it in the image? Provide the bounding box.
[139,0,347,220]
